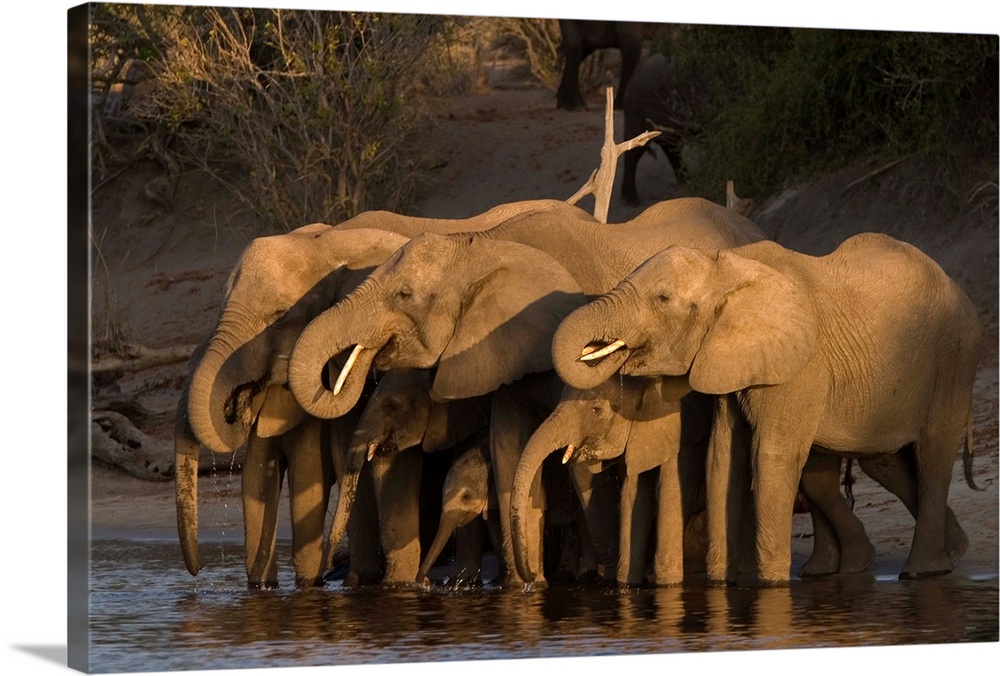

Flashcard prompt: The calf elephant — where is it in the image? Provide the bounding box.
[556,19,645,111]
[552,233,982,584]
[324,368,492,586]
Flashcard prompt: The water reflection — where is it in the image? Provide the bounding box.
[87,540,998,673]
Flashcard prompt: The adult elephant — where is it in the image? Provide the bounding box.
[556,19,645,111]
[551,233,982,584]
[178,225,406,588]
[288,197,767,585]
[325,368,492,586]
[621,53,705,205]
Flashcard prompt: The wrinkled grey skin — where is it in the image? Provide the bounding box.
[326,368,492,586]
[552,234,981,584]
[179,226,406,588]
[556,19,644,111]
[416,439,503,586]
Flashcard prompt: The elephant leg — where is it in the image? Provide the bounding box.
[568,461,619,581]
[621,146,642,205]
[490,382,554,587]
[242,432,283,589]
[798,453,874,577]
[654,454,687,586]
[705,395,753,584]
[343,459,384,586]
[858,450,968,564]
[620,468,656,585]
[754,432,814,585]
[370,449,423,586]
[900,423,963,579]
[285,419,332,588]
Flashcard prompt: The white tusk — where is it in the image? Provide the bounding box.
[367,443,379,462]
[579,339,626,362]
[561,444,576,464]
[333,344,364,395]
[275,354,289,360]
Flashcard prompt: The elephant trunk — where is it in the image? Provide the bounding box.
[324,441,373,571]
[174,385,202,576]
[417,510,465,584]
[551,292,633,391]
[187,342,262,454]
[510,419,565,583]
[288,297,378,420]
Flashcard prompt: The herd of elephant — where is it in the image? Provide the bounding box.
[174,193,982,591]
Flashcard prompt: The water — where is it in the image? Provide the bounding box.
[87,539,998,673]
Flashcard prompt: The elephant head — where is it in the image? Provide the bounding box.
[323,368,492,572]
[551,244,818,394]
[177,226,409,577]
[416,441,492,584]
[288,232,588,419]
[186,226,410,454]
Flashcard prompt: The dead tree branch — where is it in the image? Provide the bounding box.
[567,87,660,222]
[89,343,198,373]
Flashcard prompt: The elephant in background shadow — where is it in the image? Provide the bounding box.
[556,19,645,111]
[551,234,980,584]
[621,53,710,205]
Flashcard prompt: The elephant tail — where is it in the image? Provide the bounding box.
[963,406,984,491]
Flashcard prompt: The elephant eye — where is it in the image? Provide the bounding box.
[656,293,670,304]
[396,286,413,301]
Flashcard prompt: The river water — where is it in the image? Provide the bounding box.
[85,539,997,673]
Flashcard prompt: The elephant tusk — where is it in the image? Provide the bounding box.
[366,443,379,462]
[579,339,626,362]
[561,444,576,464]
[333,345,364,395]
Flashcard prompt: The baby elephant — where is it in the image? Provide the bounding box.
[417,438,502,586]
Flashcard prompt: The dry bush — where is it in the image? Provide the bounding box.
[90,6,458,230]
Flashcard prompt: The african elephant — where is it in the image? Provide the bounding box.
[556,19,645,111]
[325,368,492,586]
[512,376,712,587]
[416,438,504,586]
[621,53,704,205]
[179,225,407,588]
[551,233,982,584]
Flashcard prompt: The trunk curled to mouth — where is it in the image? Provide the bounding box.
[510,419,566,583]
[187,342,266,454]
[288,297,379,420]
[174,384,202,576]
[551,294,632,391]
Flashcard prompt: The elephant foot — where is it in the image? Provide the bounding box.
[575,569,601,585]
[547,567,577,586]
[341,569,382,588]
[946,520,969,565]
[295,576,326,589]
[247,579,279,591]
[838,541,876,575]
[899,553,953,580]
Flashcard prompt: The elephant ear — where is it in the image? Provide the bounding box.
[255,385,308,437]
[625,381,683,475]
[432,250,586,400]
[690,249,818,394]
